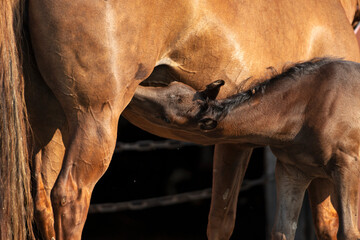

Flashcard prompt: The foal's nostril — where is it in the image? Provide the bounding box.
[199,118,217,130]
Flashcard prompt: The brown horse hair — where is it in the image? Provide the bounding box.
[0,0,34,239]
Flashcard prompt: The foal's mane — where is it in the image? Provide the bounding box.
[199,57,342,122]
[199,57,343,124]
[221,57,340,107]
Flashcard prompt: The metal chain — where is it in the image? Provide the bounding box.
[90,140,273,214]
[89,174,274,214]
[115,140,198,153]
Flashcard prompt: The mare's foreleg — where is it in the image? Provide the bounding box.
[207,144,252,240]
[307,178,338,240]
[331,151,360,240]
[272,161,311,240]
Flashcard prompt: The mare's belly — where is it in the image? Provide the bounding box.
[123,0,360,143]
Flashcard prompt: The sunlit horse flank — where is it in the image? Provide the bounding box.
[130,58,360,240]
[1,0,360,239]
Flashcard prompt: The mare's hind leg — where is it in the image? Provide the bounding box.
[272,161,311,240]
[25,59,66,239]
[207,144,252,240]
[33,132,64,240]
[331,152,360,240]
[33,152,55,239]
[50,102,125,240]
[28,0,153,238]
[307,178,338,240]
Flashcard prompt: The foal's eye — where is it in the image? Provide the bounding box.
[162,116,171,124]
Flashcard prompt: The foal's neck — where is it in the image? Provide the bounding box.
[216,74,316,146]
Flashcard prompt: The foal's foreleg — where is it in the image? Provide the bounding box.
[272,161,311,240]
[331,151,360,240]
[207,144,252,240]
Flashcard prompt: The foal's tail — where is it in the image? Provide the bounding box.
[0,0,34,239]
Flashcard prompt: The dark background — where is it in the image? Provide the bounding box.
[82,116,266,240]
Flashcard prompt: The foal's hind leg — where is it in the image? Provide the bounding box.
[307,178,338,240]
[331,151,360,240]
[207,144,252,240]
[272,161,311,240]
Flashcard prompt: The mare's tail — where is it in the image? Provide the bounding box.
[0,0,34,239]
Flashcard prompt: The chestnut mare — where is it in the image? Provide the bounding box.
[1,0,359,239]
[128,58,360,240]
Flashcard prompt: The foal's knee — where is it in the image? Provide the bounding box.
[207,212,236,240]
[271,232,287,240]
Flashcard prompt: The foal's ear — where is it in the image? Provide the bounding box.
[199,118,218,130]
[198,80,225,100]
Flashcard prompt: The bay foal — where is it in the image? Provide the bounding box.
[129,58,360,240]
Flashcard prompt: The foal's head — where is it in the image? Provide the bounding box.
[148,79,258,131]
[129,80,225,130]
[162,79,226,129]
